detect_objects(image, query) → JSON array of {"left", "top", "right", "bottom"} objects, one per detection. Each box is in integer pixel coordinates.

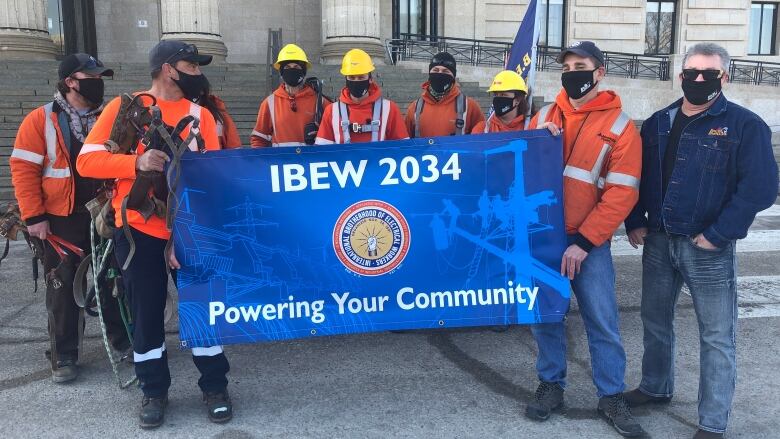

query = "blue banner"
[{"left": 173, "top": 130, "right": 570, "bottom": 347}]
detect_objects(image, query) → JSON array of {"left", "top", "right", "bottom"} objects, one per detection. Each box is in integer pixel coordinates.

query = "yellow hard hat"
[
  {"left": 340, "top": 49, "right": 375, "bottom": 76},
  {"left": 274, "top": 44, "right": 312, "bottom": 70},
  {"left": 487, "top": 70, "right": 528, "bottom": 94}
]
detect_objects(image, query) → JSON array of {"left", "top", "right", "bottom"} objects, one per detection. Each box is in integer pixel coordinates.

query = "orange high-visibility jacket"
[
  {"left": 76, "top": 94, "right": 220, "bottom": 240},
  {"left": 315, "top": 83, "right": 409, "bottom": 144},
  {"left": 471, "top": 113, "right": 527, "bottom": 134},
  {"left": 405, "top": 83, "right": 484, "bottom": 137},
  {"left": 210, "top": 95, "right": 241, "bottom": 149},
  {"left": 11, "top": 102, "right": 80, "bottom": 223},
  {"left": 529, "top": 90, "right": 642, "bottom": 248},
  {"left": 251, "top": 84, "right": 330, "bottom": 147}
]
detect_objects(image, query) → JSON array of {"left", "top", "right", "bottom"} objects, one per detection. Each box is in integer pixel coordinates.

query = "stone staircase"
[{"left": 0, "top": 60, "right": 491, "bottom": 202}]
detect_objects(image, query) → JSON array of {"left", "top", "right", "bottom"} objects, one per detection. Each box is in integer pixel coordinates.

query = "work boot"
[
  {"left": 693, "top": 430, "right": 723, "bottom": 439},
  {"left": 623, "top": 388, "right": 672, "bottom": 407},
  {"left": 139, "top": 395, "right": 168, "bottom": 429},
  {"left": 525, "top": 381, "right": 564, "bottom": 421},
  {"left": 597, "top": 394, "right": 646, "bottom": 437},
  {"left": 203, "top": 389, "right": 233, "bottom": 423},
  {"left": 51, "top": 358, "right": 78, "bottom": 383}
]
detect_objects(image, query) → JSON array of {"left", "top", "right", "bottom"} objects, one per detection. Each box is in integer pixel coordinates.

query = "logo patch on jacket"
[{"left": 708, "top": 127, "right": 728, "bottom": 136}]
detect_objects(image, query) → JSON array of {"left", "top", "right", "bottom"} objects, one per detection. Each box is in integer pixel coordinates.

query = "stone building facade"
[{"left": 3, "top": 0, "right": 780, "bottom": 65}]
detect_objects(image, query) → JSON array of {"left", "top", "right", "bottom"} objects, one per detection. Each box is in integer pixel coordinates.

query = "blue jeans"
[
  {"left": 531, "top": 239, "right": 627, "bottom": 397},
  {"left": 639, "top": 232, "right": 737, "bottom": 434}
]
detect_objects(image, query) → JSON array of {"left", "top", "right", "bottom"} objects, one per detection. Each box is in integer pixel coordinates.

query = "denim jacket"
[{"left": 625, "top": 94, "right": 779, "bottom": 247}]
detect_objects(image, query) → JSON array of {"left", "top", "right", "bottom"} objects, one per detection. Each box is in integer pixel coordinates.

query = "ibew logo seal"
[{"left": 333, "top": 200, "right": 410, "bottom": 276}]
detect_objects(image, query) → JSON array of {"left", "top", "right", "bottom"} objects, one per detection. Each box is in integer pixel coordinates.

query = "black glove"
[{"left": 304, "top": 122, "right": 319, "bottom": 145}]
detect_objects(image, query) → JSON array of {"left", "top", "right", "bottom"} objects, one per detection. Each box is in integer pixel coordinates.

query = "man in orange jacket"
[
  {"left": 526, "top": 41, "right": 644, "bottom": 437},
  {"left": 315, "top": 49, "right": 409, "bottom": 144},
  {"left": 251, "top": 44, "right": 330, "bottom": 147},
  {"left": 406, "top": 52, "right": 484, "bottom": 137},
  {"left": 77, "top": 40, "right": 232, "bottom": 429},
  {"left": 10, "top": 53, "right": 130, "bottom": 383}
]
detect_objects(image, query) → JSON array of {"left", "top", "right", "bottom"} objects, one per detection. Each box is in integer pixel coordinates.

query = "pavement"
[{"left": 0, "top": 202, "right": 779, "bottom": 439}]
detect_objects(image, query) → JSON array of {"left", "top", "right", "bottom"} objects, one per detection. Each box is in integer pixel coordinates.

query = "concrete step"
[{"left": 0, "top": 188, "right": 13, "bottom": 202}]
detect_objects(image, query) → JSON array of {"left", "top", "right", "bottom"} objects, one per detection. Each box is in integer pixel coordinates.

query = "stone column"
[
  {"left": 0, "top": 0, "right": 58, "bottom": 60},
  {"left": 160, "top": 0, "right": 227, "bottom": 62},
  {"left": 321, "top": 0, "right": 384, "bottom": 64}
]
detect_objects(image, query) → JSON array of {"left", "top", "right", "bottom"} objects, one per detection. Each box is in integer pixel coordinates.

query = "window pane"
[
  {"left": 760, "top": 4, "right": 775, "bottom": 54},
  {"left": 47, "top": 0, "right": 64, "bottom": 55},
  {"left": 645, "top": 2, "right": 659, "bottom": 54},
  {"left": 401, "top": 0, "right": 409, "bottom": 35},
  {"left": 548, "top": 0, "right": 564, "bottom": 47},
  {"left": 658, "top": 3, "right": 675, "bottom": 54},
  {"left": 410, "top": 0, "right": 421, "bottom": 35},
  {"left": 749, "top": 4, "right": 762, "bottom": 54},
  {"left": 539, "top": 0, "right": 549, "bottom": 46}
]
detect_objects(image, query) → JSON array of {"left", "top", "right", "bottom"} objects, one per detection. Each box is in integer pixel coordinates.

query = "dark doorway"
[
  {"left": 392, "top": 0, "right": 439, "bottom": 39},
  {"left": 47, "top": 0, "right": 97, "bottom": 57}
]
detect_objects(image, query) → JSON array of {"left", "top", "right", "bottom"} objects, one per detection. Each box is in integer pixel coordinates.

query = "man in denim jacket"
[{"left": 623, "top": 43, "right": 779, "bottom": 439}]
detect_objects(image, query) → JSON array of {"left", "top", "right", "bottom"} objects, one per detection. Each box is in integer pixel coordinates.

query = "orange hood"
[
  {"left": 273, "top": 83, "right": 316, "bottom": 101},
  {"left": 554, "top": 89, "right": 623, "bottom": 117},
  {"left": 491, "top": 113, "right": 526, "bottom": 131},
  {"left": 420, "top": 82, "right": 463, "bottom": 105}
]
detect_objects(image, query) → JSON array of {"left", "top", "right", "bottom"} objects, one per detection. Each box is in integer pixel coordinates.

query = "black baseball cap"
[
  {"left": 149, "top": 40, "right": 212, "bottom": 72},
  {"left": 556, "top": 41, "right": 605, "bottom": 66},
  {"left": 58, "top": 53, "right": 114, "bottom": 79}
]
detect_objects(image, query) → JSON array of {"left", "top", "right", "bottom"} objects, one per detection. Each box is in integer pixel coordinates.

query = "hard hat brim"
[{"left": 274, "top": 60, "right": 313, "bottom": 71}]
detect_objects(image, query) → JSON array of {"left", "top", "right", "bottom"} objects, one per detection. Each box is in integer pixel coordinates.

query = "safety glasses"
[
  {"left": 164, "top": 44, "right": 198, "bottom": 65},
  {"left": 681, "top": 69, "right": 724, "bottom": 81}
]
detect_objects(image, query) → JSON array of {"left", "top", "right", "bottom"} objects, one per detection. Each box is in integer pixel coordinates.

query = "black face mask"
[
  {"left": 75, "top": 78, "right": 105, "bottom": 106},
  {"left": 346, "top": 79, "right": 370, "bottom": 98},
  {"left": 681, "top": 78, "right": 722, "bottom": 105},
  {"left": 281, "top": 68, "right": 306, "bottom": 87},
  {"left": 428, "top": 72, "right": 455, "bottom": 94},
  {"left": 173, "top": 69, "right": 209, "bottom": 101},
  {"left": 561, "top": 69, "right": 598, "bottom": 99},
  {"left": 492, "top": 96, "right": 518, "bottom": 117}
]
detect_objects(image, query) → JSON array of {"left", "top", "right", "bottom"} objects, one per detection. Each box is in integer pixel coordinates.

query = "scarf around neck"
[{"left": 53, "top": 91, "right": 104, "bottom": 142}]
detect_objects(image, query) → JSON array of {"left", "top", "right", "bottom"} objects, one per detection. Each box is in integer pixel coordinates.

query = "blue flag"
[{"left": 504, "top": 0, "right": 540, "bottom": 82}]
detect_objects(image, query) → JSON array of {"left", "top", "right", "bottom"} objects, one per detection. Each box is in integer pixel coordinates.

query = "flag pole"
[{"left": 524, "top": 0, "right": 541, "bottom": 129}]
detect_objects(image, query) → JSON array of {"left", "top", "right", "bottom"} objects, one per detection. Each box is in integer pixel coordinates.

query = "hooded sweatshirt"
[
  {"left": 405, "top": 82, "right": 484, "bottom": 137},
  {"left": 315, "top": 82, "right": 409, "bottom": 144},
  {"left": 471, "top": 112, "right": 526, "bottom": 134},
  {"left": 529, "top": 89, "right": 642, "bottom": 250}
]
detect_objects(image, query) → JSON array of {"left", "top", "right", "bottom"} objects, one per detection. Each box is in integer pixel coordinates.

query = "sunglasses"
[
  {"left": 290, "top": 97, "right": 297, "bottom": 112},
  {"left": 164, "top": 44, "right": 198, "bottom": 65},
  {"left": 681, "top": 69, "right": 724, "bottom": 81}
]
